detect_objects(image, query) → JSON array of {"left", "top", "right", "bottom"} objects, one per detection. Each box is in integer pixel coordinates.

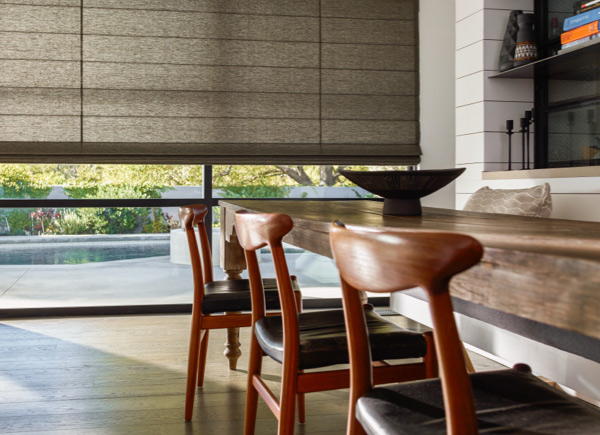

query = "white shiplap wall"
[{"left": 454, "top": 0, "right": 600, "bottom": 222}]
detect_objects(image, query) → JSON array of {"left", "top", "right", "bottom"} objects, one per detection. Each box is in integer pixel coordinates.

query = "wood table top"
[
  {"left": 220, "top": 199, "right": 600, "bottom": 261},
  {"left": 220, "top": 199, "right": 600, "bottom": 340}
]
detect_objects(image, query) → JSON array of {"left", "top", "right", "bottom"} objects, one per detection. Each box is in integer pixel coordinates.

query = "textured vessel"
[
  {"left": 514, "top": 13, "right": 538, "bottom": 67},
  {"left": 498, "top": 10, "right": 523, "bottom": 72}
]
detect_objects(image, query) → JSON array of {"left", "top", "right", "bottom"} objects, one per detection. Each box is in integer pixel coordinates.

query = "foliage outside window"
[{"left": 0, "top": 164, "right": 402, "bottom": 236}]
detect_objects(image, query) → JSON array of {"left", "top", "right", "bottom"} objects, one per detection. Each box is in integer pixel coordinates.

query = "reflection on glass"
[{"left": 547, "top": 105, "right": 600, "bottom": 167}]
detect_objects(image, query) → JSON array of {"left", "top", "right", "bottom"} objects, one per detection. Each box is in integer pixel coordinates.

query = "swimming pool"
[{"left": 0, "top": 238, "right": 170, "bottom": 265}]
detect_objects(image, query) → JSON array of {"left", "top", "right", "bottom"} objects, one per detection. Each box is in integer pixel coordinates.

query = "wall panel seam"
[
  {"left": 81, "top": 6, "right": 413, "bottom": 22},
  {"left": 81, "top": 61, "right": 413, "bottom": 72},
  {"left": 0, "top": 87, "right": 416, "bottom": 97}
]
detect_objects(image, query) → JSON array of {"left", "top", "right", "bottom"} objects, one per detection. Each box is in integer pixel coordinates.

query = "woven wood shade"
[{"left": 0, "top": 0, "right": 421, "bottom": 165}]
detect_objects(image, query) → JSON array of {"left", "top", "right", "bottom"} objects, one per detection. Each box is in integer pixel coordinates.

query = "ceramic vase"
[
  {"left": 514, "top": 13, "right": 538, "bottom": 67},
  {"left": 498, "top": 10, "right": 523, "bottom": 72}
]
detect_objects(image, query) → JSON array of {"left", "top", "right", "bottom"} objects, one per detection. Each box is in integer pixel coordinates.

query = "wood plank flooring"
[
  {"left": 0, "top": 314, "right": 351, "bottom": 434},
  {"left": 0, "top": 314, "right": 503, "bottom": 434}
]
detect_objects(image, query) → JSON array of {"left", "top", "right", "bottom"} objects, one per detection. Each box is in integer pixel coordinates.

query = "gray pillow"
[{"left": 463, "top": 183, "right": 552, "bottom": 218}]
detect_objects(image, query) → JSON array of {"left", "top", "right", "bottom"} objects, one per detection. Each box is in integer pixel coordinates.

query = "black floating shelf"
[{"left": 490, "top": 38, "right": 600, "bottom": 80}]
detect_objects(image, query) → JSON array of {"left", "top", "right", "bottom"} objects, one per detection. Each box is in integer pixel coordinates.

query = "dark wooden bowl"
[{"left": 340, "top": 168, "right": 466, "bottom": 215}]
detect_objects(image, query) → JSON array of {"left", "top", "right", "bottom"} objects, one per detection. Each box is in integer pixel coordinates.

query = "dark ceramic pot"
[
  {"left": 498, "top": 10, "right": 523, "bottom": 72},
  {"left": 514, "top": 13, "right": 538, "bottom": 67}
]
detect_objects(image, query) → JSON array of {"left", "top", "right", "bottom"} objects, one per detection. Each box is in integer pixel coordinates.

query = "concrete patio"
[{"left": 0, "top": 251, "right": 344, "bottom": 310}]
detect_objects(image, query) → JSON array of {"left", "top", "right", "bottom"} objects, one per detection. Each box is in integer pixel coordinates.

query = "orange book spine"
[{"left": 561, "top": 20, "right": 600, "bottom": 44}]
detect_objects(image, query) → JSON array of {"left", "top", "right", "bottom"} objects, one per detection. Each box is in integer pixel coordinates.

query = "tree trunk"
[{"left": 275, "top": 166, "right": 314, "bottom": 185}]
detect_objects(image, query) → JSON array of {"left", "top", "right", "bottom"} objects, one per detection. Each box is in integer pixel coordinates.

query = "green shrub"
[
  {"left": 143, "top": 209, "right": 168, "bottom": 234},
  {"left": 2, "top": 209, "right": 32, "bottom": 235},
  {"left": 58, "top": 210, "right": 89, "bottom": 235},
  {"left": 0, "top": 165, "right": 51, "bottom": 199},
  {"left": 78, "top": 207, "right": 148, "bottom": 235},
  {"left": 67, "top": 185, "right": 153, "bottom": 234},
  {"left": 217, "top": 185, "right": 292, "bottom": 198},
  {"left": 65, "top": 181, "right": 165, "bottom": 200}
]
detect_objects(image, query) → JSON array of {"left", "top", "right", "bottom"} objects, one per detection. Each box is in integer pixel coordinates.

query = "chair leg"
[
  {"left": 185, "top": 320, "right": 204, "bottom": 421},
  {"left": 244, "top": 333, "right": 263, "bottom": 435},
  {"left": 197, "top": 329, "right": 210, "bottom": 387},
  {"left": 423, "top": 331, "right": 439, "bottom": 378},
  {"left": 297, "top": 392, "right": 306, "bottom": 424},
  {"left": 278, "top": 362, "right": 298, "bottom": 435}
]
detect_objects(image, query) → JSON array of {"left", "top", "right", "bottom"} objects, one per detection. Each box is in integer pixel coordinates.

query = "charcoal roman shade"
[{"left": 0, "top": 0, "right": 421, "bottom": 164}]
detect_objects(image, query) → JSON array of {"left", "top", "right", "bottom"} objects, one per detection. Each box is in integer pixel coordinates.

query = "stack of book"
[
  {"left": 561, "top": 1, "right": 600, "bottom": 50},
  {"left": 573, "top": 0, "right": 600, "bottom": 14}
]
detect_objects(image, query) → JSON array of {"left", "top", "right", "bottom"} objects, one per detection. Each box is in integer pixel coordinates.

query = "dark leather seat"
[
  {"left": 202, "top": 278, "right": 291, "bottom": 313},
  {"left": 357, "top": 368, "right": 600, "bottom": 434},
  {"left": 255, "top": 307, "right": 427, "bottom": 370},
  {"left": 329, "top": 223, "right": 600, "bottom": 435}
]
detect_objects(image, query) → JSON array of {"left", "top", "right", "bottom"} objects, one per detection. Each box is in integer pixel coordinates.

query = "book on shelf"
[
  {"left": 561, "top": 20, "right": 600, "bottom": 44},
  {"left": 559, "top": 33, "right": 600, "bottom": 53},
  {"left": 581, "top": 3, "right": 600, "bottom": 13},
  {"left": 563, "top": 7, "right": 600, "bottom": 30},
  {"left": 574, "top": 0, "right": 600, "bottom": 14}
]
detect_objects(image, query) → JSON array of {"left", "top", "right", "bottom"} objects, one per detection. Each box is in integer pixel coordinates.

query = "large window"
[{"left": 0, "top": 164, "right": 395, "bottom": 314}]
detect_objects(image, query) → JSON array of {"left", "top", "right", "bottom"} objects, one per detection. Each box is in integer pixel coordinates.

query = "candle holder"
[
  {"left": 525, "top": 110, "right": 533, "bottom": 169},
  {"left": 506, "top": 119, "right": 514, "bottom": 170},
  {"left": 520, "top": 117, "right": 528, "bottom": 170}
]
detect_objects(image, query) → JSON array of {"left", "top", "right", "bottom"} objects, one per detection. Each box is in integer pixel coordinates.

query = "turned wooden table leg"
[
  {"left": 224, "top": 311, "right": 242, "bottom": 370},
  {"left": 220, "top": 205, "right": 247, "bottom": 371}
]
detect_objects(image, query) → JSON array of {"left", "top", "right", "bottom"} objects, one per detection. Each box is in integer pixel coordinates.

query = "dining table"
[{"left": 218, "top": 198, "right": 600, "bottom": 397}]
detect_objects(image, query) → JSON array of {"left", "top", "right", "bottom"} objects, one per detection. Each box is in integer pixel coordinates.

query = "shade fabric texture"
[{"left": 0, "top": 0, "right": 421, "bottom": 165}]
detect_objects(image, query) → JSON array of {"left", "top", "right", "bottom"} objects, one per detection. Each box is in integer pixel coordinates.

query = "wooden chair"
[
  {"left": 179, "top": 204, "right": 302, "bottom": 421},
  {"left": 234, "top": 211, "right": 438, "bottom": 435},
  {"left": 329, "top": 222, "right": 600, "bottom": 434}
]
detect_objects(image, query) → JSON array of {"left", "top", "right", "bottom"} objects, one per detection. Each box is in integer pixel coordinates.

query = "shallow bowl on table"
[{"left": 340, "top": 168, "right": 466, "bottom": 216}]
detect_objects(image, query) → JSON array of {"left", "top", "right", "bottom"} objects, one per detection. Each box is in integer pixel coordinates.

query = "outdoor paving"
[{"left": 0, "top": 253, "right": 344, "bottom": 309}]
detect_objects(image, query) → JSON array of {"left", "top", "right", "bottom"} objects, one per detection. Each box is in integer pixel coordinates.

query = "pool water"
[{"left": 0, "top": 241, "right": 170, "bottom": 265}]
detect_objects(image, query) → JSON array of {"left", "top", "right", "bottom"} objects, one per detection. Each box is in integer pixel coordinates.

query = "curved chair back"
[
  {"left": 330, "top": 222, "right": 484, "bottom": 435},
  {"left": 234, "top": 211, "right": 298, "bottom": 325},
  {"left": 179, "top": 204, "right": 214, "bottom": 306}
]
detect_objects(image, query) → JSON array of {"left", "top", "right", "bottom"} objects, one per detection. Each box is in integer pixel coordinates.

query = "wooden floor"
[{"left": 0, "top": 314, "right": 502, "bottom": 434}]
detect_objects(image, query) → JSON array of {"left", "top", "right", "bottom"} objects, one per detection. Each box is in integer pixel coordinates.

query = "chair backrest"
[
  {"left": 233, "top": 211, "right": 300, "bottom": 341},
  {"left": 179, "top": 205, "right": 214, "bottom": 306},
  {"left": 329, "top": 222, "right": 484, "bottom": 435}
]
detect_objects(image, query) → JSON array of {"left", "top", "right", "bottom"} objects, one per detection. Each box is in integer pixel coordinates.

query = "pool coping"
[{"left": 0, "top": 233, "right": 171, "bottom": 245}]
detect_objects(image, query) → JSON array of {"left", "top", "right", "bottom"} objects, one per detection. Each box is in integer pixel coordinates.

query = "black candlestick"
[
  {"left": 506, "top": 120, "right": 514, "bottom": 170},
  {"left": 525, "top": 110, "right": 532, "bottom": 169},
  {"left": 520, "top": 117, "right": 527, "bottom": 170}
]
